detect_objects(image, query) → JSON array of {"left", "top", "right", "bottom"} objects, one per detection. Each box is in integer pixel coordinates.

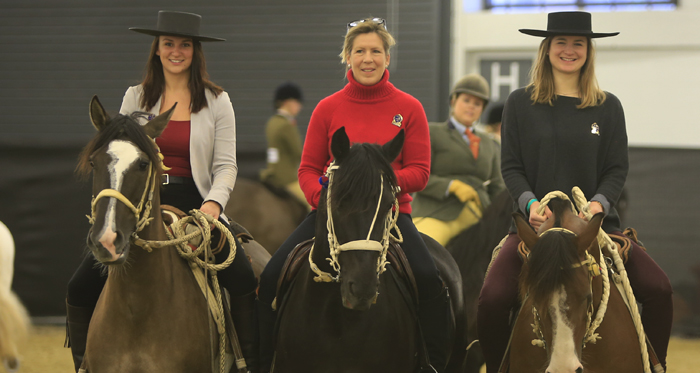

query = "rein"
[{"left": 309, "top": 161, "right": 403, "bottom": 283}]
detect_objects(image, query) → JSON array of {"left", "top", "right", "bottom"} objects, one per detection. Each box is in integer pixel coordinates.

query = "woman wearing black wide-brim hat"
[
  {"left": 65, "top": 10, "right": 260, "bottom": 373},
  {"left": 477, "top": 11, "right": 672, "bottom": 373}
]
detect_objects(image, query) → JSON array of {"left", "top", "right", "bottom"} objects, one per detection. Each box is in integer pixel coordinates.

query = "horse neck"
[{"left": 104, "top": 201, "right": 180, "bottom": 309}]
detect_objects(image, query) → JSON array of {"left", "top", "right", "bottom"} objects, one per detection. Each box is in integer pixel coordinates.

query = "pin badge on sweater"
[
  {"left": 392, "top": 114, "right": 403, "bottom": 127},
  {"left": 591, "top": 123, "right": 600, "bottom": 136}
]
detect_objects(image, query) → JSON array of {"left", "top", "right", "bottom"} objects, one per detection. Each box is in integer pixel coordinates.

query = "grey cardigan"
[{"left": 120, "top": 85, "right": 238, "bottom": 213}]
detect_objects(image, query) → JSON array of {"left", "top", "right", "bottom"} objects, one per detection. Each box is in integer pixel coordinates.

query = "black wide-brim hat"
[
  {"left": 130, "top": 10, "right": 225, "bottom": 42},
  {"left": 519, "top": 11, "right": 619, "bottom": 38}
]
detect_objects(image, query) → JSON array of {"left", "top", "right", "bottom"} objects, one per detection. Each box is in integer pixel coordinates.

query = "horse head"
[
  {"left": 79, "top": 96, "right": 174, "bottom": 264},
  {"left": 513, "top": 197, "right": 604, "bottom": 373},
  {"left": 321, "top": 127, "right": 404, "bottom": 311}
]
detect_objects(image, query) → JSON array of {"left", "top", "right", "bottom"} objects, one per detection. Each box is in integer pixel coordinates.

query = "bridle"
[
  {"left": 86, "top": 139, "right": 161, "bottom": 240},
  {"left": 528, "top": 227, "right": 602, "bottom": 351},
  {"left": 309, "top": 161, "right": 402, "bottom": 283}
]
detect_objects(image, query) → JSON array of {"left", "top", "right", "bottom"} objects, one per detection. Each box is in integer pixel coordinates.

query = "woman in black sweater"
[{"left": 477, "top": 11, "right": 672, "bottom": 373}]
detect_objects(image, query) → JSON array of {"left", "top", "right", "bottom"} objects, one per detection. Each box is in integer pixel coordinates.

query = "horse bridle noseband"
[{"left": 309, "top": 161, "right": 402, "bottom": 283}]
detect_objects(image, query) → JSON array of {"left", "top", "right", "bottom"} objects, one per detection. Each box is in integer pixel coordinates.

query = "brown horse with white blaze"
[
  {"left": 506, "top": 198, "right": 644, "bottom": 373},
  {"left": 77, "top": 96, "right": 225, "bottom": 372}
]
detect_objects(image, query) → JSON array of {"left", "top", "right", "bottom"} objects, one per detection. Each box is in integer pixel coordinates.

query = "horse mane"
[
  {"left": 519, "top": 227, "right": 579, "bottom": 312},
  {"left": 76, "top": 114, "right": 163, "bottom": 180},
  {"left": 331, "top": 143, "right": 398, "bottom": 215}
]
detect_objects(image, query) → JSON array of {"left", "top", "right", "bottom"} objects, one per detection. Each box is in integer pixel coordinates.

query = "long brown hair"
[
  {"left": 528, "top": 36, "right": 606, "bottom": 109},
  {"left": 139, "top": 36, "right": 223, "bottom": 113}
]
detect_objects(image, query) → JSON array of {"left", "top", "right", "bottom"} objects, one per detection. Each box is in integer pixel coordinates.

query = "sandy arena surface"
[{"left": 9, "top": 325, "right": 700, "bottom": 372}]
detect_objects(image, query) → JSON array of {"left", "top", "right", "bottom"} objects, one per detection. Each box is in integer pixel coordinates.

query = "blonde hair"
[
  {"left": 340, "top": 18, "right": 395, "bottom": 68},
  {"left": 528, "top": 36, "right": 606, "bottom": 109}
]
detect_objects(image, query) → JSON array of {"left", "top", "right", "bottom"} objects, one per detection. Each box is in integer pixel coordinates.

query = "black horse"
[
  {"left": 446, "top": 190, "right": 513, "bottom": 373},
  {"left": 273, "top": 128, "right": 466, "bottom": 372}
]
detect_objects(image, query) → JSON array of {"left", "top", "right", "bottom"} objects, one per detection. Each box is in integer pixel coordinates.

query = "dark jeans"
[
  {"left": 258, "top": 211, "right": 443, "bottom": 305},
  {"left": 477, "top": 232, "right": 673, "bottom": 373},
  {"left": 67, "top": 182, "right": 257, "bottom": 307}
]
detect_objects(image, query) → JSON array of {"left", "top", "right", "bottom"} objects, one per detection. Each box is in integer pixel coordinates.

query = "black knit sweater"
[{"left": 501, "top": 87, "right": 628, "bottom": 232}]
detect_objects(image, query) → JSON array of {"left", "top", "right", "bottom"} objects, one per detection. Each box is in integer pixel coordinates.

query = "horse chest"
[{"left": 274, "top": 270, "right": 417, "bottom": 373}]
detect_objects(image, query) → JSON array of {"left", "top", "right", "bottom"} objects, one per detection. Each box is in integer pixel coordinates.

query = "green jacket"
[
  {"left": 260, "top": 114, "right": 302, "bottom": 188},
  {"left": 412, "top": 121, "right": 505, "bottom": 221}
]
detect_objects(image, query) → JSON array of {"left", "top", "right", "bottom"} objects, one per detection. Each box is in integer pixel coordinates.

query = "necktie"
[{"left": 465, "top": 128, "right": 480, "bottom": 159}]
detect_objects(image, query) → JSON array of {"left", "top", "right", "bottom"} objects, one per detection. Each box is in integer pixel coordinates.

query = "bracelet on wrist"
[{"left": 526, "top": 198, "right": 537, "bottom": 214}]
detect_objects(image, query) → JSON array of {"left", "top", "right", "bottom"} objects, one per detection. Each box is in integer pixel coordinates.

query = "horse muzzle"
[
  {"left": 341, "top": 279, "right": 379, "bottom": 311},
  {"left": 87, "top": 227, "right": 129, "bottom": 264}
]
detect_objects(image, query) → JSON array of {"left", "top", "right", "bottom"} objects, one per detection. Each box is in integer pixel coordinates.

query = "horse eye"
[
  {"left": 89, "top": 161, "right": 94, "bottom": 168},
  {"left": 139, "top": 160, "right": 149, "bottom": 170}
]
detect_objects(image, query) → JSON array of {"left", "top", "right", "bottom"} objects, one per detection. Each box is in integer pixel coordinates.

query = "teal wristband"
[{"left": 526, "top": 199, "right": 537, "bottom": 214}]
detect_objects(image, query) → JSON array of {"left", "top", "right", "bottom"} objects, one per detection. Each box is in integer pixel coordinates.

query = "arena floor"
[{"left": 11, "top": 325, "right": 700, "bottom": 372}]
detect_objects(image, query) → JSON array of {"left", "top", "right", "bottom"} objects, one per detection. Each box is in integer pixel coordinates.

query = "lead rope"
[{"left": 537, "top": 189, "right": 651, "bottom": 373}]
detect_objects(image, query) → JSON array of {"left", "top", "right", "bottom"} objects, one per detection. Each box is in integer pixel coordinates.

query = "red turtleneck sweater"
[{"left": 298, "top": 70, "right": 430, "bottom": 213}]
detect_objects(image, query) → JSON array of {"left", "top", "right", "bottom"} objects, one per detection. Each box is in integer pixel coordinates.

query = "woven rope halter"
[{"left": 309, "top": 161, "right": 403, "bottom": 283}]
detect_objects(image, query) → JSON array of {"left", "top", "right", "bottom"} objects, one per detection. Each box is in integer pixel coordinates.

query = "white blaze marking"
[
  {"left": 97, "top": 140, "right": 141, "bottom": 259},
  {"left": 546, "top": 286, "right": 583, "bottom": 373}
]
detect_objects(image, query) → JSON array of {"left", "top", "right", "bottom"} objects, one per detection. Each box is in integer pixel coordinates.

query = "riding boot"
[
  {"left": 65, "top": 300, "right": 94, "bottom": 373},
  {"left": 417, "top": 288, "right": 451, "bottom": 373},
  {"left": 257, "top": 299, "right": 277, "bottom": 373},
  {"left": 230, "top": 291, "right": 260, "bottom": 373}
]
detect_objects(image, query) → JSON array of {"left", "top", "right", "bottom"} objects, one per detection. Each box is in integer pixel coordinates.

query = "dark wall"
[{"left": 0, "top": 0, "right": 451, "bottom": 316}]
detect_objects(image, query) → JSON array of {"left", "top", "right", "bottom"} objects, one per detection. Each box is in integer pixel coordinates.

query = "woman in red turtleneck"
[{"left": 257, "top": 18, "right": 450, "bottom": 373}]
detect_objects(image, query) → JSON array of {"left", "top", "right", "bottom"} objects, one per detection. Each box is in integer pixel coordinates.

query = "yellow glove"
[{"left": 448, "top": 180, "right": 478, "bottom": 203}]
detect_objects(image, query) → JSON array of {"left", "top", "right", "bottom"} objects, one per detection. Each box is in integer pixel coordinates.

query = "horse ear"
[
  {"left": 577, "top": 212, "right": 604, "bottom": 254},
  {"left": 382, "top": 129, "right": 404, "bottom": 163},
  {"left": 89, "top": 95, "right": 111, "bottom": 132},
  {"left": 330, "top": 126, "right": 350, "bottom": 163},
  {"left": 513, "top": 212, "right": 538, "bottom": 250},
  {"left": 144, "top": 103, "right": 177, "bottom": 138}
]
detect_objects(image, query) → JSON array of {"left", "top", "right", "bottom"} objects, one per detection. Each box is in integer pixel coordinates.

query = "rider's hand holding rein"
[{"left": 528, "top": 200, "right": 551, "bottom": 231}]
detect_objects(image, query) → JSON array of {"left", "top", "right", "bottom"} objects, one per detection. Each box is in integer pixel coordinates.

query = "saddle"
[{"left": 273, "top": 239, "right": 419, "bottom": 311}]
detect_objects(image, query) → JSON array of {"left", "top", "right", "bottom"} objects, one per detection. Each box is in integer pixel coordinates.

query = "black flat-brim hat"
[
  {"left": 519, "top": 11, "right": 619, "bottom": 38},
  {"left": 130, "top": 10, "right": 225, "bottom": 42}
]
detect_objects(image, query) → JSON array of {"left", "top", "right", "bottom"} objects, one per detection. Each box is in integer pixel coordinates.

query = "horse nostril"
[{"left": 576, "top": 367, "right": 583, "bottom": 373}]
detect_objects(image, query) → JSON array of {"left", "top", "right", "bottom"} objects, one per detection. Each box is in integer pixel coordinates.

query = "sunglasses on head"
[{"left": 346, "top": 18, "right": 387, "bottom": 32}]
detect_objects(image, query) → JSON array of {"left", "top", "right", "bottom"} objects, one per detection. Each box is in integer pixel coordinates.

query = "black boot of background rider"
[
  {"left": 231, "top": 291, "right": 260, "bottom": 373},
  {"left": 417, "top": 288, "right": 451, "bottom": 373},
  {"left": 256, "top": 299, "right": 277, "bottom": 373},
  {"left": 65, "top": 300, "right": 94, "bottom": 372}
]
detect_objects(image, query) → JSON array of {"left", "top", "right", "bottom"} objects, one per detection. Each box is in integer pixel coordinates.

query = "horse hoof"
[{"left": 4, "top": 357, "right": 20, "bottom": 373}]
